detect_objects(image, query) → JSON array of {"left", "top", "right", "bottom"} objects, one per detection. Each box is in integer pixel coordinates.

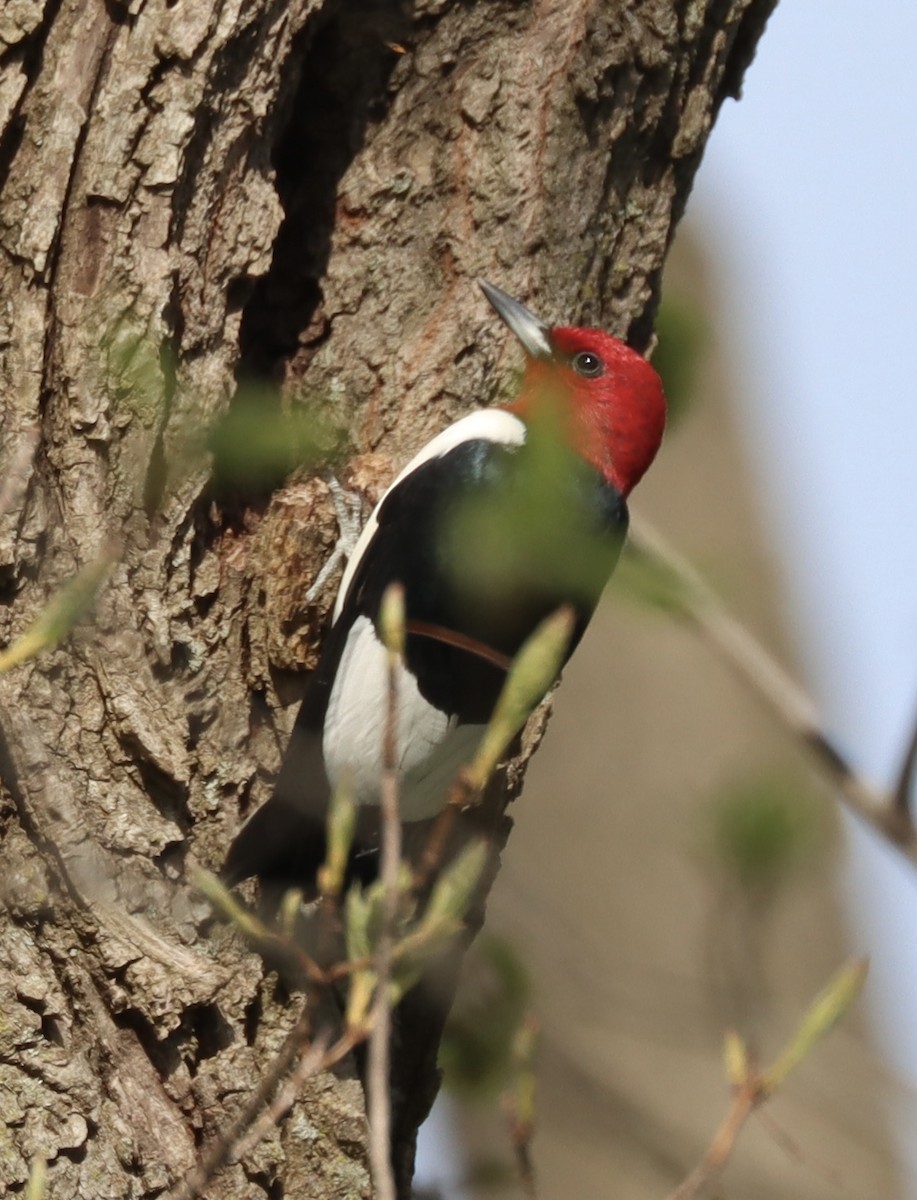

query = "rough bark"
[{"left": 0, "top": 1, "right": 776, "bottom": 1196}]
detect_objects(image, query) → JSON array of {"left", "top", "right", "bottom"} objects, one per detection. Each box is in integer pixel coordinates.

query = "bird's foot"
[{"left": 304, "top": 473, "right": 364, "bottom": 604}]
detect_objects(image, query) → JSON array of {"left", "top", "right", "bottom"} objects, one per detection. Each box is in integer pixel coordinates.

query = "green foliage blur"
[
  {"left": 706, "top": 771, "right": 823, "bottom": 895},
  {"left": 209, "top": 381, "right": 347, "bottom": 496},
  {"left": 443, "top": 394, "right": 625, "bottom": 632},
  {"left": 440, "top": 936, "right": 531, "bottom": 1100},
  {"left": 104, "top": 318, "right": 347, "bottom": 500},
  {"left": 652, "top": 293, "right": 708, "bottom": 426},
  {"left": 609, "top": 538, "right": 691, "bottom": 616}
]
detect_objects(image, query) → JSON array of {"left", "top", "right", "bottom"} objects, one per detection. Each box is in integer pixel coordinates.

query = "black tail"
[{"left": 222, "top": 786, "right": 330, "bottom": 889}]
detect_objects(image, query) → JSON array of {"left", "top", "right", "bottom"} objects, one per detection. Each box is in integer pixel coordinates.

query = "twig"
[
  {"left": 171, "top": 1011, "right": 373, "bottom": 1200},
  {"left": 756, "top": 1110, "right": 844, "bottom": 1189},
  {"left": 24, "top": 1155, "right": 47, "bottom": 1200},
  {"left": 0, "top": 543, "right": 119, "bottom": 675},
  {"left": 228, "top": 1029, "right": 333, "bottom": 1164},
  {"left": 665, "top": 1077, "right": 760, "bottom": 1200},
  {"left": 414, "top": 770, "right": 477, "bottom": 892},
  {"left": 193, "top": 867, "right": 329, "bottom": 987},
  {"left": 501, "top": 1013, "right": 540, "bottom": 1199},
  {"left": 628, "top": 516, "right": 917, "bottom": 861},
  {"left": 414, "top": 607, "right": 575, "bottom": 892},
  {"left": 367, "top": 584, "right": 405, "bottom": 1200},
  {"left": 665, "top": 959, "right": 866, "bottom": 1200}
]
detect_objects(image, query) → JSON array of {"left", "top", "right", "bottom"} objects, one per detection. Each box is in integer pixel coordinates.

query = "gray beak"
[{"left": 479, "top": 279, "right": 553, "bottom": 360}]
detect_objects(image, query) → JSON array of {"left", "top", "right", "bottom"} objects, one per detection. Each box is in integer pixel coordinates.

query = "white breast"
[{"left": 323, "top": 616, "right": 485, "bottom": 820}]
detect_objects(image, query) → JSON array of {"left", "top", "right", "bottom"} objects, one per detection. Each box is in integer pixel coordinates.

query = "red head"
[{"left": 480, "top": 281, "right": 666, "bottom": 496}]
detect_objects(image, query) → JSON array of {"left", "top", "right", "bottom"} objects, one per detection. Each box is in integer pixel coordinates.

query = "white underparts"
[{"left": 323, "top": 616, "right": 485, "bottom": 820}]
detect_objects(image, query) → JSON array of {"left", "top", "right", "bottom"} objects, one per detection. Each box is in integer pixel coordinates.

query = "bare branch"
[
  {"left": 665, "top": 1078, "right": 759, "bottom": 1200},
  {"left": 501, "top": 1013, "right": 540, "bottom": 1199},
  {"left": 628, "top": 516, "right": 917, "bottom": 861},
  {"left": 666, "top": 959, "right": 867, "bottom": 1200},
  {"left": 228, "top": 1029, "right": 334, "bottom": 1165}
]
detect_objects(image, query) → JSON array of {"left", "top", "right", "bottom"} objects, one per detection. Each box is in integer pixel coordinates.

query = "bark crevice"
[{"left": 238, "top": 0, "right": 413, "bottom": 385}]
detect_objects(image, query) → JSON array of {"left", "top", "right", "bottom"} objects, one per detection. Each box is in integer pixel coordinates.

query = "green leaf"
[
  {"left": 0, "top": 548, "right": 117, "bottom": 674},
  {"left": 345, "top": 884, "right": 373, "bottom": 963},
  {"left": 707, "top": 771, "right": 821, "bottom": 893},
  {"left": 345, "top": 964, "right": 377, "bottom": 1034},
  {"left": 652, "top": 293, "right": 708, "bottom": 426},
  {"left": 609, "top": 541, "right": 692, "bottom": 616},
  {"left": 441, "top": 935, "right": 532, "bottom": 1099},
  {"left": 209, "top": 382, "right": 345, "bottom": 494},
  {"left": 443, "top": 397, "right": 626, "bottom": 620},
  {"left": 392, "top": 841, "right": 489, "bottom": 999},
  {"left": 317, "top": 775, "right": 357, "bottom": 899},
  {"left": 465, "top": 608, "right": 575, "bottom": 792}
]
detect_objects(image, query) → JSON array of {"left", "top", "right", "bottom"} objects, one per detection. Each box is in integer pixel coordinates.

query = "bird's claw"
[{"left": 304, "top": 473, "right": 364, "bottom": 604}]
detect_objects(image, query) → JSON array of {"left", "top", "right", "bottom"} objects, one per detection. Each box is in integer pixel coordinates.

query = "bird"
[{"left": 223, "top": 280, "right": 667, "bottom": 889}]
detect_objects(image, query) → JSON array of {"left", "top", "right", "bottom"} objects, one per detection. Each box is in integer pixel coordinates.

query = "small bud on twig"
[
  {"left": 761, "top": 956, "right": 869, "bottom": 1094},
  {"left": 317, "top": 775, "right": 357, "bottom": 899},
  {"left": 0, "top": 545, "right": 118, "bottom": 674},
  {"left": 465, "top": 606, "right": 575, "bottom": 793},
  {"left": 379, "top": 581, "right": 406, "bottom": 660}
]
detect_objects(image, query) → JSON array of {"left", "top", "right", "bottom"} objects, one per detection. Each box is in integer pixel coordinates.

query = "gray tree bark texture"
[{"left": 0, "top": 1, "right": 777, "bottom": 1196}]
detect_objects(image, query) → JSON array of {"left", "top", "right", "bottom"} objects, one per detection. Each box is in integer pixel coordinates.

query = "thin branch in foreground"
[
  {"left": 184, "top": 601, "right": 571, "bottom": 1200},
  {"left": 174, "top": 1024, "right": 368, "bottom": 1200},
  {"left": 664, "top": 958, "right": 868, "bottom": 1200},
  {"left": 227, "top": 1029, "right": 334, "bottom": 1165},
  {"left": 755, "top": 1110, "right": 845, "bottom": 1189},
  {"left": 501, "top": 1013, "right": 540, "bottom": 1199},
  {"left": 367, "top": 582, "right": 406, "bottom": 1200},
  {"left": 666, "top": 1076, "right": 759, "bottom": 1200},
  {"left": 25, "top": 1156, "right": 47, "bottom": 1200},
  {"left": 627, "top": 516, "right": 917, "bottom": 863},
  {"left": 0, "top": 544, "right": 119, "bottom": 675},
  {"left": 193, "top": 867, "right": 329, "bottom": 986}
]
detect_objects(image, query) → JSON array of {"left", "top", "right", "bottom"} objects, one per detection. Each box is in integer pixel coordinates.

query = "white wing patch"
[
  {"left": 323, "top": 616, "right": 485, "bottom": 820},
  {"left": 333, "top": 408, "right": 526, "bottom": 623}
]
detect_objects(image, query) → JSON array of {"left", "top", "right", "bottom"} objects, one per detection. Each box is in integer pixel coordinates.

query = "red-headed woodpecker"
[{"left": 224, "top": 282, "right": 666, "bottom": 887}]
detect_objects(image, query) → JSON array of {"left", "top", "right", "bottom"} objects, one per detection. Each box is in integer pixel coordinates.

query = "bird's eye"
[{"left": 572, "top": 351, "right": 604, "bottom": 378}]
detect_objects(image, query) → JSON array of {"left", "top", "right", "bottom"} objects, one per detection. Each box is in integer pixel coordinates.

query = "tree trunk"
[{"left": 0, "top": 1, "right": 776, "bottom": 1196}]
